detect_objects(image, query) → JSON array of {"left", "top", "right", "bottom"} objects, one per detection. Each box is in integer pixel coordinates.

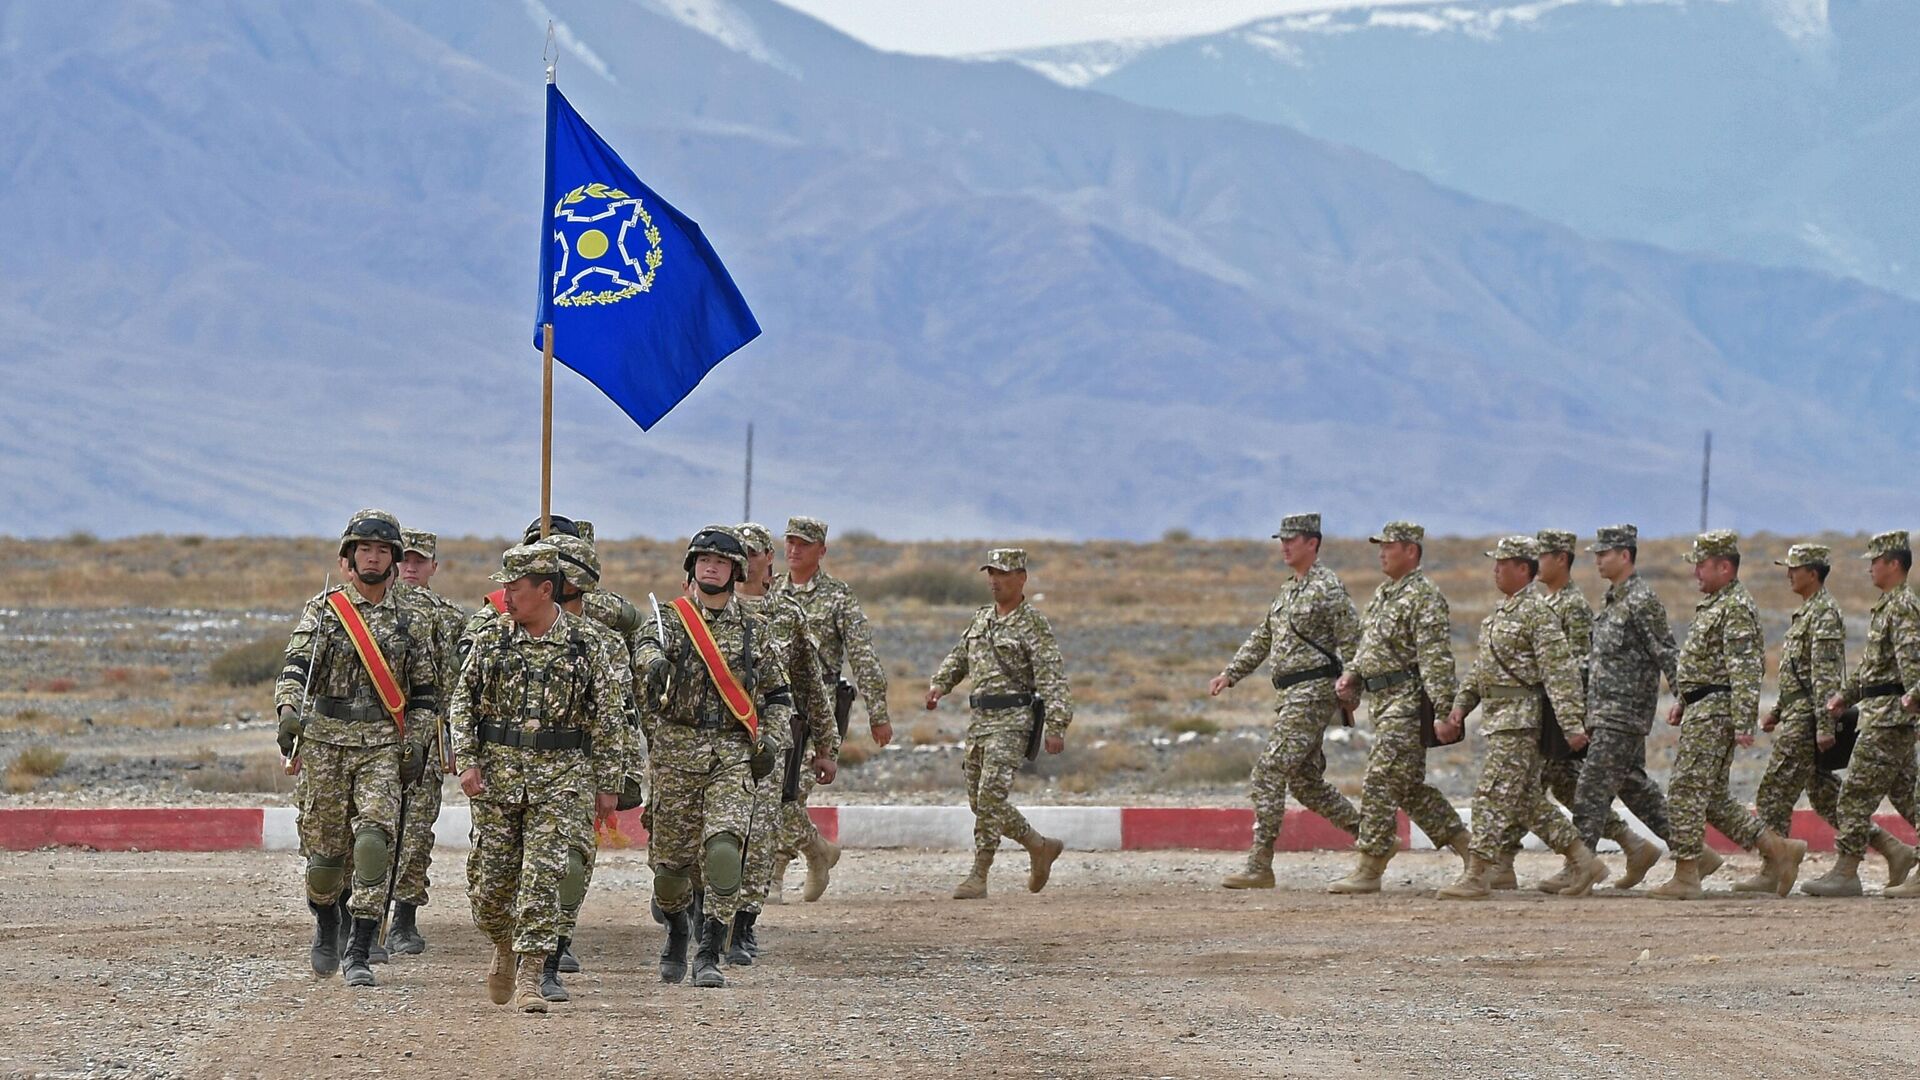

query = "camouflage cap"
[
  {"left": 1369, "top": 520, "right": 1424, "bottom": 544},
  {"left": 1534, "top": 529, "right": 1576, "bottom": 555},
  {"left": 1862, "top": 530, "right": 1912, "bottom": 560},
  {"left": 736, "top": 522, "right": 775, "bottom": 556},
  {"left": 1774, "top": 543, "right": 1831, "bottom": 568},
  {"left": 400, "top": 529, "right": 437, "bottom": 559},
  {"left": 546, "top": 534, "right": 600, "bottom": 592},
  {"left": 785, "top": 516, "right": 828, "bottom": 544},
  {"left": 1271, "top": 513, "right": 1322, "bottom": 539},
  {"left": 1485, "top": 535, "right": 1541, "bottom": 561},
  {"left": 980, "top": 548, "right": 1027, "bottom": 573},
  {"left": 1587, "top": 524, "right": 1638, "bottom": 552},
  {"left": 489, "top": 542, "right": 561, "bottom": 584},
  {"left": 1683, "top": 529, "right": 1741, "bottom": 564}
]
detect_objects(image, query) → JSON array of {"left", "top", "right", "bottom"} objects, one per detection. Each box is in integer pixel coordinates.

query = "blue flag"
[{"left": 536, "top": 84, "right": 760, "bottom": 430}]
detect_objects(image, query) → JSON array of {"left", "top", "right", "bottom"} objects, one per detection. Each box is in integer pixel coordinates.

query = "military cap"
[
  {"left": 1587, "top": 524, "right": 1638, "bottom": 552},
  {"left": 1534, "top": 529, "right": 1576, "bottom": 555},
  {"left": 736, "top": 522, "right": 775, "bottom": 556},
  {"left": 1774, "top": 543, "right": 1831, "bottom": 568},
  {"left": 546, "top": 534, "right": 600, "bottom": 592},
  {"left": 1862, "top": 530, "right": 1912, "bottom": 559},
  {"left": 1683, "top": 529, "right": 1741, "bottom": 564},
  {"left": 1271, "top": 513, "right": 1322, "bottom": 539},
  {"left": 1369, "top": 520, "right": 1424, "bottom": 544},
  {"left": 400, "top": 529, "right": 437, "bottom": 559},
  {"left": 1486, "top": 535, "right": 1541, "bottom": 561},
  {"left": 785, "top": 516, "right": 828, "bottom": 544},
  {"left": 489, "top": 542, "right": 561, "bottom": 584},
  {"left": 980, "top": 548, "right": 1027, "bottom": 572}
]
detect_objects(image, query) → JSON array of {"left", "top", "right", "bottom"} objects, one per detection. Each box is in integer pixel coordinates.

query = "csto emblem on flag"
[{"left": 550, "top": 182, "right": 665, "bottom": 307}]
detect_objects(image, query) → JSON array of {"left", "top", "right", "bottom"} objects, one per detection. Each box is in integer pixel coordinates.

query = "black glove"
[
  {"left": 276, "top": 710, "right": 303, "bottom": 757},
  {"left": 400, "top": 741, "right": 426, "bottom": 785},
  {"left": 646, "top": 656, "right": 672, "bottom": 695},
  {"left": 749, "top": 742, "right": 776, "bottom": 782}
]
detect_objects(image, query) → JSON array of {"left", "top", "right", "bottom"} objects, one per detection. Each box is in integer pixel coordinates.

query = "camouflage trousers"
[
  {"left": 467, "top": 787, "right": 592, "bottom": 955},
  {"left": 777, "top": 741, "right": 827, "bottom": 859},
  {"left": 963, "top": 729, "right": 1034, "bottom": 854},
  {"left": 1571, "top": 726, "right": 1673, "bottom": 851},
  {"left": 1503, "top": 755, "right": 1629, "bottom": 854},
  {"left": 1355, "top": 711, "right": 1466, "bottom": 858},
  {"left": 740, "top": 753, "right": 787, "bottom": 913},
  {"left": 1469, "top": 730, "right": 1578, "bottom": 862},
  {"left": 1753, "top": 719, "right": 1851, "bottom": 839},
  {"left": 1666, "top": 716, "right": 1765, "bottom": 860},
  {"left": 391, "top": 771, "right": 444, "bottom": 907},
  {"left": 1833, "top": 723, "right": 1918, "bottom": 858},
  {"left": 648, "top": 728, "right": 755, "bottom": 922},
  {"left": 296, "top": 740, "right": 401, "bottom": 920},
  {"left": 1250, "top": 708, "right": 1359, "bottom": 848}
]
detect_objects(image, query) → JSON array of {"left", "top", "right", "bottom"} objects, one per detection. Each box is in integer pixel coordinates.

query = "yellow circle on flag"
[{"left": 577, "top": 229, "right": 610, "bottom": 260}]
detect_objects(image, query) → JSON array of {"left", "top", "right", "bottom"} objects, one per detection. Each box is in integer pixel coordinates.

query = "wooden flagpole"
[{"left": 541, "top": 322, "right": 555, "bottom": 539}]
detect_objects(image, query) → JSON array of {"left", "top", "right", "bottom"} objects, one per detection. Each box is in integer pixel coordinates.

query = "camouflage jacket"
[
  {"left": 1349, "top": 569, "right": 1456, "bottom": 719},
  {"left": 738, "top": 590, "right": 839, "bottom": 757},
  {"left": 1776, "top": 587, "right": 1844, "bottom": 737},
  {"left": 1454, "top": 581, "right": 1585, "bottom": 738},
  {"left": 931, "top": 600, "right": 1073, "bottom": 739},
  {"left": 1540, "top": 582, "right": 1595, "bottom": 684},
  {"left": 395, "top": 583, "right": 467, "bottom": 709},
  {"left": 1842, "top": 583, "right": 1920, "bottom": 728},
  {"left": 1221, "top": 562, "right": 1360, "bottom": 708},
  {"left": 1587, "top": 573, "right": 1679, "bottom": 734},
  {"left": 634, "top": 595, "right": 793, "bottom": 754},
  {"left": 1675, "top": 580, "right": 1763, "bottom": 734},
  {"left": 772, "top": 569, "right": 889, "bottom": 728},
  {"left": 449, "top": 608, "right": 624, "bottom": 803},
  {"left": 275, "top": 582, "right": 438, "bottom": 750}
]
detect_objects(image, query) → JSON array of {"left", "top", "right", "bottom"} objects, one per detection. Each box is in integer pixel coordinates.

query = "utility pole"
[
  {"left": 743, "top": 421, "right": 754, "bottom": 522},
  {"left": 1699, "top": 430, "right": 1711, "bottom": 532}
]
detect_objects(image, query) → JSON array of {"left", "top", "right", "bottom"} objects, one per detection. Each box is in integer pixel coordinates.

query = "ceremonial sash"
[
  {"left": 486, "top": 589, "right": 507, "bottom": 614},
  {"left": 326, "top": 590, "right": 406, "bottom": 733},
  {"left": 669, "top": 595, "right": 760, "bottom": 740}
]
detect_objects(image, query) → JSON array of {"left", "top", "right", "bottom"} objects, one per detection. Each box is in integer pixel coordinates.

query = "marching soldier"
[
  {"left": 1815, "top": 531, "right": 1920, "bottom": 897},
  {"left": 275, "top": 509, "right": 439, "bottom": 988},
  {"left": 772, "top": 516, "right": 890, "bottom": 903},
  {"left": 1207, "top": 513, "right": 1362, "bottom": 889},
  {"left": 451, "top": 543, "right": 623, "bottom": 1013},
  {"left": 1330, "top": 522, "right": 1471, "bottom": 894},
  {"left": 635, "top": 527, "right": 791, "bottom": 989},
  {"left": 1432, "top": 536, "right": 1606, "bottom": 899},
  {"left": 1649, "top": 531, "right": 1807, "bottom": 900},
  {"left": 926, "top": 548, "right": 1071, "bottom": 899}
]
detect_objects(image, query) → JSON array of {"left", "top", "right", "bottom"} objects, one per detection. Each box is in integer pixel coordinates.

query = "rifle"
[{"left": 283, "top": 572, "right": 331, "bottom": 776}]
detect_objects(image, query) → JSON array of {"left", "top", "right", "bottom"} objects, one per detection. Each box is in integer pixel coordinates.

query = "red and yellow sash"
[
  {"left": 326, "top": 590, "right": 406, "bottom": 733},
  {"left": 669, "top": 595, "right": 759, "bottom": 740},
  {"left": 485, "top": 589, "right": 507, "bottom": 614}
]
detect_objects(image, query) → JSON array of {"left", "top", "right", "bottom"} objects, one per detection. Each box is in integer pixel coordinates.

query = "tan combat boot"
[
  {"left": 1535, "top": 854, "right": 1577, "bottom": 894},
  {"left": 1799, "top": 853, "right": 1862, "bottom": 898},
  {"left": 1222, "top": 843, "right": 1276, "bottom": 889},
  {"left": 1327, "top": 852, "right": 1390, "bottom": 895},
  {"left": 1648, "top": 858, "right": 1704, "bottom": 900},
  {"left": 1883, "top": 872, "right": 1920, "bottom": 898},
  {"left": 802, "top": 836, "right": 840, "bottom": 903},
  {"left": 513, "top": 953, "right": 548, "bottom": 1014},
  {"left": 1870, "top": 831, "right": 1917, "bottom": 888},
  {"left": 1490, "top": 850, "right": 1519, "bottom": 891},
  {"left": 767, "top": 853, "right": 791, "bottom": 905},
  {"left": 1436, "top": 854, "right": 1493, "bottom": 900},
  {"left": 1021, "top": 830, "right": 1064, "bottom": 893},
  {"left": 952, "top": 851, "right": 993, "bottom": 900},
  {"left": 486, "top": 940, "right": 514, "bottom": 1005},
  {"left": 1556, "top": 842, "right": 1612, "bottom": 897},
  {"left": 1729, "top": 859, "right": 1778, "bottom": 894},
  {"left": 1756, "top": 830, "right": 1809, "bottom": 896},
  {"left": 1697, "top": 847, "right": 1725, "bottom": 879},
  {"left": 1445, "top": 829, "right": 1471, "bottom": 872},
  {"left": 1613, "top": 833, "right": 1662, "bottom": 890}
]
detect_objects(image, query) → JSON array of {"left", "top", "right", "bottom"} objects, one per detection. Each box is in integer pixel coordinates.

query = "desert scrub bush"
[
  {"left": 210, "top": 635, "right": 286, "bottom": 686},
  {"left": 860, "top": 565, "right": 980, "bottom": 605}
]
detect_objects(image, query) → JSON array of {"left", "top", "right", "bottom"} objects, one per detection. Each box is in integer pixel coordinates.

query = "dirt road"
[{"left": 4, "top": 848, "right": 1918, "bottom": 1079}]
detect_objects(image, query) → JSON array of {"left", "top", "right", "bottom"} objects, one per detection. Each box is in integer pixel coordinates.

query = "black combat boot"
[
  {"left": 540, "top": 938, "right": 571, "bottom": 1002},
  {"left": 308, "top": 900, "right": 341, "bottom": 977},
  {"left": 386, "top": 901, "right": 425, "bottom": 955},
  {"left": 557, "top": 938, "right": 580, "bottom": 974},
  {"left": 342, "top": 917, "right": 379, "bottom": 988},
  {"left": 727, "top": 910, "right": 757, "bottom": 966},
  {"left": 334, "top": 887, "right": 352, "bottom": 958},
  {"left": 658, "top": 907, "right": 691, "bottom": 984},
  {"left": 691, "top": 917, "right": 728, "bottom": 988}
]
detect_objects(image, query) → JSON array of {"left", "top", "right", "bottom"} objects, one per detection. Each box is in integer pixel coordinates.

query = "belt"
[
  {"left": 478, "top": 723, "right": 590, "bottom": 751},
  {"left": 1273, "top": 663, "right": 1341, "bottom": 692},
  {"left": 313, "top": 696, "right": 393, "bottom": 723},
  {"left": 970, "top": 692, "right": 1035, "bottom": 710},
  {"left": 1858, "top": 682, "right": 1905, "bottom": 701},
  {"left": 1482, "top": 684, "right": 1539, "bottom": 701},
  {"left": 1362, "top": 669, "right": 1417, "bottom": 693},
  {"left": 664, "top": 712, "right": 752, "bottom": 736},
  {"left": 1681, "top": 684, "right": 1731, "bottom": 706}
]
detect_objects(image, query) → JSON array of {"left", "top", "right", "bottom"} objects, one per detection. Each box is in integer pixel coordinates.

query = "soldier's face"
[
  {"left": 1493, "top": 558, "right": 1531, "bottom": 596},
  {"left": 502, "top": 576, "right": 555, "bottom": 625},
  {"left": 986, "top": 567, "right": 1024, "bottom": 606},
  {"left": 1595, "top": 548, "right": 1631, "bottom": 581},
  {"left": 1279, "top": 534, "right": 1318, "bottom": 569},
  {"left": 746, "top": 550, "right": 775, "bottom": 588},
  {"left": 1870, "top": 555, "right": 1903, "bottom": 591},
  {"left": 694, "top": 553, "right": 735, "bottom": 590},
  {"left": 785, "top": 537, "right": 824, "bottom": 574},
  {"left": 399, "top": 552, "right": 437, "bottom": 587},
  {"left": 1377, "top": 541, "right": 1418, "bottom": 578},
  {"left": 1693, "top": 556, "right": 1734, "bottom": 592},
  {"left": 1786, "top": 565, "right": 1820, "bottom": 597},
  {"left": 345, "top": 541, "right": 393, "bottom": 583}
]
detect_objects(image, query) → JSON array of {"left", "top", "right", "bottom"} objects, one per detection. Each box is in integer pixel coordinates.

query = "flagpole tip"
[{"left": 546, "top": 63, "right": 556, "bottom": 85}]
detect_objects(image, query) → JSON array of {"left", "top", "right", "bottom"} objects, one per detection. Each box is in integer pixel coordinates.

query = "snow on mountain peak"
[{"left": 635, "top": 0, "right": 790, "bottom": 70}]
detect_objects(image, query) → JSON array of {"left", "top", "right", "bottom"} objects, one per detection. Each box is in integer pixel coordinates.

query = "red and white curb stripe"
[{"left": 2, "top": 805, "right": 1911, "bottom": 854}]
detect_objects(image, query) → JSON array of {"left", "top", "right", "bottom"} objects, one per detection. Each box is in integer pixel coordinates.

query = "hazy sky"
[{"left": 774, "top": 0, "right": 1366, "bottom": 54}]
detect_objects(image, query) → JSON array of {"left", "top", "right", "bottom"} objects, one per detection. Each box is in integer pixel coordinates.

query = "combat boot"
[
  {"left": 1870, "top": 831, "right": 1917, "bottom": 887},
  {"left": 1613, "top": 833, "right": 1662, "bottom": 890},
  {"left": 1697, "top": 847, "right": 1725, "bottom": 880},
  {"left": 768, "top": 853, "right": 792, "bottom": 905},
  {"left": 368, "top": 934, "right": 389, "bottom": 966},
  {"left": 1756, "top": 830, "right": 1809, "bottom": 896},
  {"left": 487, "top": 940, "right": 514, "bottom": 1004},
  {"left": 953, "top": 851, "right": 993, "bottom": 900},
  {"left": 540, "top": 939, "right": 570, "bottom": 1002},
  {"left": 385, "top": 901, "right": 425, "bottom": 955},
  {"left": 1327, "top": 853, "right": 1390, "bottom": 895},
  {"left": 341, "top": 917, "right": 378, "bottom": 987},
  {"left": 1534, "top": 854, "right": 1575, "bottom": 894},
  {"left": 514, "top": 953, "right": 547, "bottom": 1013},
  {"left": 1799, "top": 853, "right": 1862, "bottom": 898},
  {"left": 1556, "top": 842, "right": 1612, "bottom": 897},
  {"left": 1222, "top": 843, "right": 1276, "bottom": 889},
  {"left": 335, "top": 887, "right": 352, "bottom": 958},
  {"left": 1729, "top": 857, "right": 1779, "bottom": 894},
  {"left": 1884, "top": 874, "right": 1920, "bottom": 898},
  {"left": 802, "top": 836, "right": 840, "bottom": 902},
  {"left": 1648, "top": 858, "right": 1704, "bottom": 900},
  {"left": 1021, "top": 830, "right": 1064, "bottom": 893},
  {"left": 1436, "top": 854, "right": 1493, "bottom": 900},
  {"left": 1489, "top": 850, "right": 1519, "bottom": 891},
  {"left": 691, "top": 917, "right": 728, "bottom": 989},
  {"left": 658, "top": 907, "right": 691, "bottom": 983},
  {"left": 727, "top": 911, "right": 757, "bottom": 966},
  {"left": 308, "top": 900, "right": 341, "bottom": 977},
  {"left": 1443, "top": 829, "right": 1472, "bottom": 874},
  {"left": 557, "top": 939, "right": 580, "bottom": 974}
]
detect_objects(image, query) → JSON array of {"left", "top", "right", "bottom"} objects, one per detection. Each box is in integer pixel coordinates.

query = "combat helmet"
[
  {"left": 338, "top": 509, "right": 403, "bottom": 561},
  {"left": 522, "top": 515, "right": 582, "bottom": 544},
  {"left": 684, "top": 525, "right": 748, "bottom": 589}
]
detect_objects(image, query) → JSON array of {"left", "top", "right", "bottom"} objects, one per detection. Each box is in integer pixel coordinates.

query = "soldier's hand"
[
  {"left": 1433, "top": 718, "right": 1463, "bottom": 744},
  {"left": 1761, "top": 709, "right": 1778, "bottom": 733},
  {"left": 1827, "top": 693, "right": 1848, "bottom": 718},
  {"left": 1447, "top": 706, "right": 1465, "bottom": 726},
  {"left": 1735, "top": 732, "right": 1756, "bottom": 748},
  {"left": 646, "top": 656, "right": 672, "bottom": 692},
  {"left": 594, "top": 791, "right": 618, "bottom": 820},
  {"left": 399, "top": 741, "right": 426, "bottom": 785},
  {"left": 1335, "top": 672, "right": 1359, "bottom": 702},
  {"left": 1566, "top": 731, "right": 1590, "bottom": 753},
  {"left": 1044, "top": 733, "right": 1064, "bottom": 755},
  {"left": 275, "top": 709, "right": 302, "bottom": 758},
  {"left": 459, "top": 766, "right": 487, "bottom": 798},
  {"left": 749, "top": 742, "right": 776, "bottom": 781},
  {"left": 812, "top": 754, "right": 837, "bottom": 785},
  {"left": 924, "top": 688, "right": 943, "bottom": 711},
  {"left": 1816, "top": 732, "right": 1837, "bottom": 751},
  {"left": 870, "top": 721, "right": 893, "bottom": 747},
  {"left": 1208, "top": 674, "right": 1231, "bottom": 697},
  {"left": 1666, "top": 702, "right": 1684, "bottom": 726},
  {"left": 1905, "top": 693, "right": 1919, "bottom": 714}
]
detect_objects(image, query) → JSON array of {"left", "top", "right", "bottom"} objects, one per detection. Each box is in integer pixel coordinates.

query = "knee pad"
[
  {"left": 306, "top": 854, "right": 345, "bottom": 899},
  {"left": 703, "top": 833, "right": 743, "bottom": 895},
  {"left": 352, "top": 828, "right": 390, "bottom": 887},
  {"left": 653, "top": 867, "right": 692, "bottom": 907},
  {"left": 558, "top": 847, "right": 588, "bottom": 909}
]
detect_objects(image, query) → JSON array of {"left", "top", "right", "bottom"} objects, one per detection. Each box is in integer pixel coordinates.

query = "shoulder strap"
[
  {"left": 326, "top": 591, "right": 406, "bottom": 732},
  {"left": 1284, "top": 583, "right": 1343, "bottom": 671},
  {"left": 670, "top": 596, "right": 760, "bottom": 740}
]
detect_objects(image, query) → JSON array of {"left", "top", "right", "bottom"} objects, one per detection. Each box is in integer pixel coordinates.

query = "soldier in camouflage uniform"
[
  {"left": 1434, "top": 537, "right": 1607, "bottom": 899},
  {"left": 1208, "top": 513, "right": 1362, "bottom": 889},
  {"left": 772, "top": 516, "right": 890, "bottom": 902},
  {"left": 1330, "top": 522, "right": 1470, "bottom": 894},
  {"left": 928, "top": 548, "right": 1072, "bottom": 899},
  {"left": 1649, "top": 531, "right": 1807, "bottom": 900},
  {"left": 1816, "top": 531, "right": 1920, "bottom": 897},
  {"left": 636, "top": 527, "right": 791, "bottom": 989},
  {"left": 274, "top": 509, "right": 439, "bottom": 988},
  {"left": 452, "top": 543, "right": 623, "bottom": 1013},
  {"left": 731, "top": 522, "right": 839, "bottom": 960}
]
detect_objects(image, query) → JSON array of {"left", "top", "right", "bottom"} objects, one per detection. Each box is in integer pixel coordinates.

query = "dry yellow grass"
[{"left": 4, "top": 745, "right": 68, "bottom": 793}]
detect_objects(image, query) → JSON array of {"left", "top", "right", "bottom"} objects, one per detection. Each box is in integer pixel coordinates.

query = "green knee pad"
[
  {"left": 704, "top": 833, "right": 743, "bottom": 895},
  {"left": 352, "top": 828, "right": 390, "bottom": 888},
  {"left": 653, "top": 867, "right": 693, "bottom": 907},
  {"left": 306, "top": 854, "right": 345, "bottom": 899},
  {"left": 558, "top": 848, "right": 588, "bottom": 908}
]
